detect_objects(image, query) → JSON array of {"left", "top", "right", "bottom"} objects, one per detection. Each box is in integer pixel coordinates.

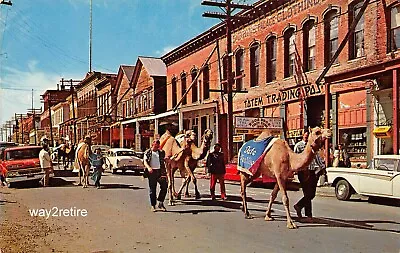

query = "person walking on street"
[
  {"left": 207, "top": 143, "right": 227, "bottom": 200},
  {"left": 293, "top": 131, "right": 326, "bottom": 221},
  {"left": 39, "top": 143, "right": 53, "bottom": 187},
  {"left": 143, "top": 140, "right": 168, "bottom": 212},
  {"left": 89, "top": 148, "right": 105, "bottom": 189}
]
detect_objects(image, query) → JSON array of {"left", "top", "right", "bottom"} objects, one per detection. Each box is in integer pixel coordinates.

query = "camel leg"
[
  {"left": 167, "top": 165, "right": 175, "bottom": 206},
  {"left": 265, "top": 183, "right": 279, "bottom": 221},
  {"left": 276, "top": 176, "right": 297, "bottom": 229},
  {"left": 77, "top": 161, "right": 82, "bottom": 186},
  {"left": 176, "top": 175, "right": 191, "bottom": 199},
  {"left": 240, "top": 172, "right": 253, "bottom": 219}
]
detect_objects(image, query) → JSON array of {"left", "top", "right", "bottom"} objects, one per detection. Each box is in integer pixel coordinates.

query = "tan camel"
[
  {"left": 239, "top": 127, "right": 331, "bottom": 229},
  {"left": 75, "top": 136, "right": 92, "bottom": 188},
  {"left": 160, "top": 129, "right": 213, "bottom": 206}
]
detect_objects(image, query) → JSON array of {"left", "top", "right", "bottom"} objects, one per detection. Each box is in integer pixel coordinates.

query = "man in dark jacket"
[
  {"left": 143, "top": 140, "right": 168, "bottom": 212},
  {"left": 207, "top": 143, "right": 226, "bottom": 200}
]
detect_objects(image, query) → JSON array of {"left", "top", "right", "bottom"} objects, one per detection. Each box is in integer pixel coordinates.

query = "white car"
[
  {"left": 105, "top": 148, "right": 144, "bottom": 174},
  {"left": 327, "top": 155, "right": 400, "bottom": 201}
]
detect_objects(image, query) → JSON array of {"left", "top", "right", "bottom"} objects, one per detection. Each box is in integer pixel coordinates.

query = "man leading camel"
[{"left": 293, "top": 130, "right": 326, "bottom": 221}]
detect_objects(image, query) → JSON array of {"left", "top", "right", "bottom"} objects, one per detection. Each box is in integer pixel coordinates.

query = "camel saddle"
[{"left": 237, "top": 136, "right": 278, "bottom": 176}]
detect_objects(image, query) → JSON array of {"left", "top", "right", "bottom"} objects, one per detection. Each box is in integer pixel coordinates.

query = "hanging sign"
[{"left": 235, "top": 117, "right": 283, "bottom": 129}]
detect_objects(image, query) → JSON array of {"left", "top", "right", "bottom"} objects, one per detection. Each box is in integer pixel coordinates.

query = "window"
[
  {"left": 203, "top": 65, "right": 210, "bottom": 100},
  {"left": 250, "top": 43, "right": 260, "bottom": 87},
  {"left": 143, "top": 92, "right": 147, "bottom": 111},
  {"left": 191, "top": 69, "right": 198, "bottom": 103},
  {"left": 171, "top": 77, "right": 177, "bottom": 107},
  {"left": 303, "top": 20, "right": 316, "bottom": 71},
  {"left": 148, "top": 90, "right": 152, "bottom": 109},
  {"left": 181, "top": 73, "right": 187, "bottom": 105},
  {"left": 324, "top": 10, "right": 339, "bottom": 65},
  {"left": 349, "top": 2, "right": 365, "bottom": 59},
  {"left": 235, "top": 49, "right": 244, "bottom": 90},
  {"left": 284, "top": 28, "right": 295, "bottom": 77},
  {"left": 390, "top": 5, "right": 400, "bottom": 51},
  {"left": 266, "top": 36, "right": 277, "bottom": 82}
]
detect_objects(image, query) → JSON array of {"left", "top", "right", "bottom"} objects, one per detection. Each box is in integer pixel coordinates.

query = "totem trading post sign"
[{"left": 244, "top": 83, "right": 323, "bottom": 109}]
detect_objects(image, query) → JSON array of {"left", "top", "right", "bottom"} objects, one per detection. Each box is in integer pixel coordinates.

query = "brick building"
[{"left": 162, "top": 0, "right": 400, "bottom": 166}]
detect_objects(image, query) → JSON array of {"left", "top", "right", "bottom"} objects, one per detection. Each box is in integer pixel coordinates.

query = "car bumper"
[
  {"left": 5, "top": 172, "right": 50, "bottom": 183},
  {"left": 117, "top": 165, "right": 145, "bottom": 171}
]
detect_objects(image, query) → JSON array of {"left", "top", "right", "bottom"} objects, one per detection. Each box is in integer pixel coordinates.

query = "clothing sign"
[{"left": 235, "top": 117, "right": 282, "bottom": 129}]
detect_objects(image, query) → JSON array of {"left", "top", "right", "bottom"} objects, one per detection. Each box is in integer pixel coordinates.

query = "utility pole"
[
  {"left": 202, "top": 0, "right": 252, "bottom": 161},
  {"left": 89, "top": 0, "right": 93, "bottom": 72},
  {"left": 60, "top": 78, "right": 80, "bottom": 145}
]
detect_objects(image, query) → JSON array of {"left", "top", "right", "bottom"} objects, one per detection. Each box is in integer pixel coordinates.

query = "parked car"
[
  {"left": 91, "top": 145, "right": 111, "bottom": 155},
  {"left": 105, "top": 148, "right": 144, "bottom": 174},
  {"left": 326, "top": 155, "right": 400, "bottom": 201},
  {"left": 0, "top": 146, "right": 53, "bottom": 187},
  {"left": 0, "top": 142, "right": 18, "bottom": 150},
  {"left": 224, "top": 155, "right": 276, "bottom": 185}
]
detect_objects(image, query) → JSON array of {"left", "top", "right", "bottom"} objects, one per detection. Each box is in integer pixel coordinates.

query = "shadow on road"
[
  {"left": 167, "top": 209, "right": 233, "bottom": 214},
  {"left": 346, "top": 197, "right": 400, "bottom": 207},
  {"left": 99, "top": 183, "right": 144, "bottom": 190},
  {"left": 295, "top": 216, "right": 400, "bottom": 234},
  {"left": 0, "top": 199, "right": 16, "bottom": 205}
]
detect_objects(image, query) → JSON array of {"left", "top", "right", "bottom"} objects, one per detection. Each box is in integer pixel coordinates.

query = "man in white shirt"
[
  {"left": 39, "top": 143, "right": 53, "bottom": 187},
  {"left": 143, "top": 140, "right": 167, "bottom": 212}
]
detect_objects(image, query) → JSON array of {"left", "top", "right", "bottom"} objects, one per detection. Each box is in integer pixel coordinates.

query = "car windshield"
[
  {"left": 116, "top": 151, "right": 135, "bottom": 156},
  {"left": 6, "top": 148, "right": 41, "bottom": 161},
  {"left": 374, "top": 158, "right": 396, "bottom": 171}
]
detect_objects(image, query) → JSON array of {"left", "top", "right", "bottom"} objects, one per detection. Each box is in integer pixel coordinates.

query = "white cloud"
[
  {"left": 155, "top": 45, "right": 177, "bottom": 57},
  {"left": 0, "top": 64, "right": 82, "bottom": 126}
]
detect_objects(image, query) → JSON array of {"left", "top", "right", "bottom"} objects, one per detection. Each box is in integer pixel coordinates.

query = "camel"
[
  {"left": 239, "top": 126, "right": 331, "bottom": 229},
  {"left": 160, "top": 129, "right": 213, "bottom": 206},
  {"left": 75, "top": 136, "right": 92, "bottom": 188}
]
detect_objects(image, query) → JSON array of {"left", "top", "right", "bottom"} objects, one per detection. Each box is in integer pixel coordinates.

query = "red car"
[
  {"left": 0, "top": 146, "right": 47, "bottom": 187},
  {"left": 224, "top": 156, "right": 276, "bottom": 184}
]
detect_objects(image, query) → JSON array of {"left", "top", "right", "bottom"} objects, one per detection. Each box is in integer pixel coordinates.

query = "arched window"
[
  {"left": 284, "top": 28, "right": 295, "bottom": 77},
  {"left": 203, "top": 65, "right": 210, "bottom": 100},
  {"left": 324, "top": 10, "right": 339, "bottom": 65},
  {"left": 191, "top": 69, "right": 198, "bottom": 103},
  {"left": 349, "top": 1, "right": 365, "bottom": 59},
  {"left": 389, "top": 5, "right": 400, "bottom": 51},
  {"left": 181, "top": 73, "right": 187, "bottom": 105},
  {"left": 266, "top": 36, "right": 277, "bottom": 82},
  {"left": 303, "top": 20, "right": 316, "bottom": 71},
  {"left": 250, "top": 43, "right": 260, "bottom": 87},
  {"left": 235, "top": 49, "right": 244, "bottom": 91},
  {"left": 171, "top": 77, "right": 177, "bottom": 107}
]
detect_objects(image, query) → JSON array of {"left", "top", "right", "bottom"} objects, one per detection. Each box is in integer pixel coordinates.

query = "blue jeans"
[{"left": 147, "top": 169, "right": 167, "bottom": 206}]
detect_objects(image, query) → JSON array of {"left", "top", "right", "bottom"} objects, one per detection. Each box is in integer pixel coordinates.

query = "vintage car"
[
  {"left": 327, "top": 155, "right": 400, "bottom": 201},
  {"left": 224, "top": 156, "right": 276, "bottom": 185},
  {"left": 91, "top": 144, "right": 111, "bottom": 155},
  {"left": 105, "top": 148, "right": 144, "bottom": 174},
  {"left": 0, "top": 146, "right": 53, "bottom": 187}
]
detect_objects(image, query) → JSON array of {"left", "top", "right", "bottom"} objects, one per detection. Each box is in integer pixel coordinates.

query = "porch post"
[
  {"left": 120, "top": 123, "right": 124, "bottom": 148},
  {"left": 324, "top": 82, "right": 330, "bottom": 167},
  {"left": 179, "top": 111, "right": 184, "bottom": 132},
  {"left": 393, "top": 69, "right": 399, "bottom": 154}
]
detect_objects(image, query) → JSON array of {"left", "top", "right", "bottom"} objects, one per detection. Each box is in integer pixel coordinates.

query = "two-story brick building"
[{"left": 161, "top": 0, "right": 400, "bottom": 166}]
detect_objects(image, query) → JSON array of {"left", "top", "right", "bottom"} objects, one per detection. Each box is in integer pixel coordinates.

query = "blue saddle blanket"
[{"left": 237, "top": 136, "right": 278, "bottom": 176}]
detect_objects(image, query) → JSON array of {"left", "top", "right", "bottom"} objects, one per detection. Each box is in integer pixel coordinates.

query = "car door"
[
  {"left": 393, "top": 159, "right": 400, "bottom": 198},
  {"left": 359, "top": 158, "right": 396, "bottom": 197}
]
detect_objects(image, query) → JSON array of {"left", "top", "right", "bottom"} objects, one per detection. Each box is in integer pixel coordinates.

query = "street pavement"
[{"left": 0, "top": 166, "right": 399, "bottom": 253}]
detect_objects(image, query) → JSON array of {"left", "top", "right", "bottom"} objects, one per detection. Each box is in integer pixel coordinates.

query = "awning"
[
  {"left": 373, "top": 126, "right": 392, "bottom": 138},
  {"left": 121, "top": 110, "right": 178, "bottom": 125}
]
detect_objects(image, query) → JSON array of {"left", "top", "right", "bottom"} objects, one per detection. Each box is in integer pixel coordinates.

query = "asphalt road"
[{"left": 1, "top": 169, "right": 399, "bottom": 253}]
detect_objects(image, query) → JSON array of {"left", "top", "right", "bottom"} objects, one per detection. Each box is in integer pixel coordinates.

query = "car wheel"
[
  {"left": 335, "top": 180, "right": 352, "bottom": 201},
  {"left": 121, "top": 170, "right": 126, "bottom": 174},
  {"left": 6, "top": 182, "right": 13, "bottom": 188}
]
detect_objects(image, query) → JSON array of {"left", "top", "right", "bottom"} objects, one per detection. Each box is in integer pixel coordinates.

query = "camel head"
[
  {"left": 201, "top": 129, "right": 214, "bottom": 147},
  {"left": 185, "top": 130, "right": 197, "bottom": 142},
  {"left": 307, "top": 126, "right": 331, "bottom": 151}
]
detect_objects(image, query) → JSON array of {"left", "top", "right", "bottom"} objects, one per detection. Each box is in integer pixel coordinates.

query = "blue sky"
[{"left": 0, "top": 0, "right": 255, "bottom": 128}]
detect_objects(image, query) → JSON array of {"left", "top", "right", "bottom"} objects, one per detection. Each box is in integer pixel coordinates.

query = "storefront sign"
[
  {"left": 244, "top": 83, "right": 323, "bottom": 109},
  {"left": 135, "top": 134, "right": 141, "bottom": 151},
  {"left": 286, "top": 129, "right": 304, "bottom": 138},
  {"left": 233, "top": 0, "right": 327, "bottom": 43},
  {"left": 235, "top": 117, "right": 283, "bottom": 129},
  {"left": 235, "top": 129, "right": 263, "bottom": 135},
  {"left": 233, "top": 135, "right": 244, "bottom": 142}
]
